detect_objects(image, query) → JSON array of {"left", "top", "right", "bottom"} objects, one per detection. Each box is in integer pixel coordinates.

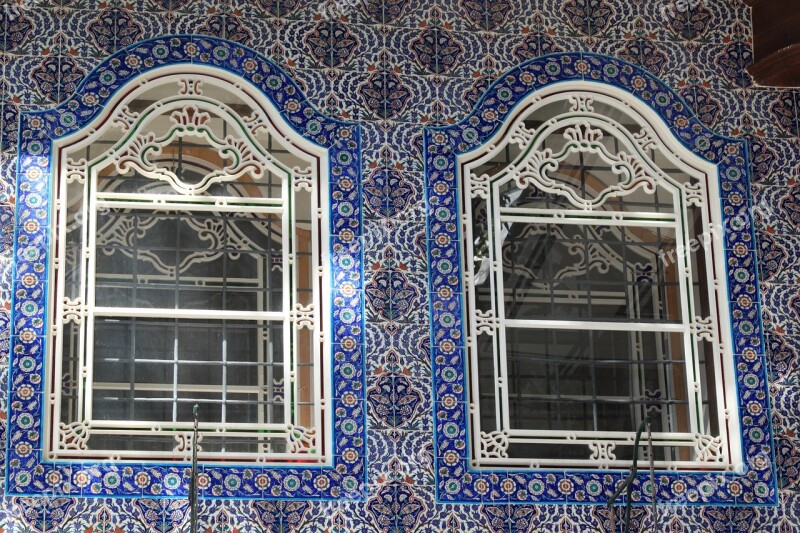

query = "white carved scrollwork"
[
  {"left": 683, "top": 181, "right": 705, "bottom": 207},
  {"left": 509, "top": 121, "right": 660, "bottom": 210},
  {"left": 588, "top": 441, "right": 617, "bottom": 467},
  {"left": 692, "top": 316, "right": 715, "bottom": 341},
  {"left": 611, "top": 151, "right": 658, "bottom": 194},
  {"left": 62, "top": 297, "right": 87, "bottom": 324},
  {"left": 114, "top": 102, "right": 268, "bottom": 195},
  {"left": 569, "top": 94, "right": 594, "bottom": 113},
  {"left": 115, "top": 130, "right": 158, "bottom": 172},
  {"left": 178, "top": 78, "right": 203, "bottom": 96},
  {"left": 242, "top": 111, "right": 269, "bottom": 136},
  {"left": 65, "top": 158, "right": 88, "bottom": 184},
  {"left": 469, "top": 172, "right": 491, "bottom": 199},
  {"left": 110, "top": 104, "right": 140, "bottom": 132},
  {"left": 633, "top": 128, "right": 658, "bottom": 152},
  {"left": 474, "top": 309, "right": 500, "bottom": 335},
  {"left": 694, "top": 433, "right": 724, "bottom": 462},
  {"left": 512, "top": 147, "right": 556, "bottom": 191},
  {"left": 563, "top": 122, "right": 604, "bottom": 145},
  {"left": 293, "top": 166, "right": 314, "bottom": 191},
  {"left": 509, "top": 121, "right": 536, "bottom": 147},
  {"left": 480, "top": 430, "right": 509, "bottom": 458},
  {"left": 59, "top": 420, "right": 90, "bottom": 450},
  {"left": 171, "top": 104, "right": 211, "bottom": 130},
  {"left": 291, "top": 303, "right": 315, "bottom": 330},
  {"left": 288, "top": 425, "right": 316, "bottom": 453},
  {"left": 174, "top": 432, "right": 203, "bottom": 459}
]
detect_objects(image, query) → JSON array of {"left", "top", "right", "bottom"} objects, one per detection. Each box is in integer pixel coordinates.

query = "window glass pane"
[
  {"left": 51, "top": 74, "right": 328, "bottom": 462},
  {"left": 465, "top": 91, "right": 730, "bottom": 468},
  {"left": 94, "top": 209, "right": 286, "bottom": 312},
  {"left": 475, "top": 221, "right": 682, "bottom": 323},
  {"left": 91, "top": 318, "right": 284, "bottom": 424},
  {"left": 499, "top": 328, "right": 691, "bottom": 433},
  {"left": 62, "top": 180, "right": 86, "bottom": 300},
  {"left": 59, "top": 323, "right": 82, "bottom": 426}
]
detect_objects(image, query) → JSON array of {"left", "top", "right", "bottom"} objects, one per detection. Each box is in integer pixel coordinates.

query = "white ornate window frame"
[
  {"left": 45, "top": 66, "right": 332, "bottom": 465},
  {"left": 461, "top": 82, "right": 740, "bottom": 471}
]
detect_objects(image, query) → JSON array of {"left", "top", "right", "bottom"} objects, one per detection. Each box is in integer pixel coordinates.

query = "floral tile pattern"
[
  {"left": 0, "top": 0, "right": 797, "bottom": 529},
  {"left": 8, "top": 35, "right": 366, "bottom": 501},
  {"left": 423, "top": 54, "right": 773, "bottom": 507}
]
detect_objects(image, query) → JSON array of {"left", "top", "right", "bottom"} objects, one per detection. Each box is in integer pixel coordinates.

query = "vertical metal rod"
[
  {"left": 190, "top": 404, "right": 199, "bottom": 533},
  {"left": 607, "top": 415, "right": 650, "bottom": 533},
  {"left": 648, "top": 420, "right": 657, "bottom": 533}
]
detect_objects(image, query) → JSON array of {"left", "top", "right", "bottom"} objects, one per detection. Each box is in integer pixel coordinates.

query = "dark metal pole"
[
  {"left": 190, "top": 404, "right": 199, "bottom": 533},
  {"left": 647, "top": 420, "right": 657, "bottom": 532},
  {"left": 607, "top": 415, "right": 651, "bottom": 533}
]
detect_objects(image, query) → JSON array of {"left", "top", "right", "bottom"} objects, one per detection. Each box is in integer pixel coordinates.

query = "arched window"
[
  {"left": 48, "top": 69, "right": 329, "bottom": 463},
  {"left": 460, "top": 85, "right": 738, "bottom": 470}
]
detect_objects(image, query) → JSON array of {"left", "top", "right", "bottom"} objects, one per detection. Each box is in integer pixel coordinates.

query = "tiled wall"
[{"left": 0, "top": 0, "right": 798, "bottom": 530}]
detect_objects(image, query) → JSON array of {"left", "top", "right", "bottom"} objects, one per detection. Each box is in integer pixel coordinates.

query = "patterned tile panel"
[
  {"left": 0, "top": 0, "right": 797, "bottom": 529},
  {"left": 424, "top": 52, "right": 775, "bottom": 505},
  {"left": 7, "top": 35, "right": 366, "bottom": 501}
]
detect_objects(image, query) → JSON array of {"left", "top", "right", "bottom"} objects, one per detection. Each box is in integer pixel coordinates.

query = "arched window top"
[
  {"left": 464, "top": 87, "right": 711, "bottom": 211},
  {"left": 425, "top": 54, "right": 774, "bottom": 506},
  {"left": 9, "top": 36, "right": 364, "bottom": 499},
  {"left": 52, "top": 69, "right": 329, "bottom": 464},
  {"left": 58, "top": 66, "right": 324, "bottom": 180},
  {"left": 64, "top": 75, "right": 313, "bottom": 196},
  {"left": 23, "top": 37, "right": 346, "bottom": 146},
  {"left": 461, "top": 84, "right": 734, "bottom": 471}
]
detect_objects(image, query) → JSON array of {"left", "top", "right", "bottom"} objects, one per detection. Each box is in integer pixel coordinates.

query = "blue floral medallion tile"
[
  {"left": 4, "top": 7, "right": 67, "bottom": 58},
  {"left": 766, "top": 333, "right": 800, "bottom": 385},
  {"left": 559, "top": 0, "right": 619, "bottom": 40},
  {"left": 7, "top": 35, "right": 366, "bottom": 500},
  {"left": 356, "top": 0, "right": 413, "bottom": 27},
  {"left": 424, "top": 51, "right": 776, "bottom": 506},
  {"left": 408, "top": 7, "right": 466, "bottom": 77},
  {"left": 660, "top": 0, "right": 714, "bottom": 43},
  {"left": 753, "top": 183, "right": 800, "bottom": 236}
]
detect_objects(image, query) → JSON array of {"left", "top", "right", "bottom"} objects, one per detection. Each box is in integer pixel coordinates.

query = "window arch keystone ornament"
[
  {"left": 9, "top": 36, "right": 364, "bottom": 500},
  {"left": 425, "top": 53, "right": 775, "bottom": 505}
]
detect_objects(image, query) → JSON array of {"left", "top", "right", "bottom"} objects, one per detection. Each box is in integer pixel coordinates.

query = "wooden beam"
[{"left": 743, "top": 0, "right": 800, "bottom": 86}]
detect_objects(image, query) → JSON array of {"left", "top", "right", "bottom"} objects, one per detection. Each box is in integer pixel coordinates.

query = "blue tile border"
[
  {"left": 6, "top": 35, "right": 365, "bottom": 499},
  {"left": 423, "top": 52, "right": 777, "bottom": 506}
]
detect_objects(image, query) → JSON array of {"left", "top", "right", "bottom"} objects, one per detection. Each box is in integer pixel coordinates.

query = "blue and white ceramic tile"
[
  {"left": 295, "top": 67, "right": 373, "bottom": 121},
  {"left": 2, "top": 6, "right": 63, "bottom": 58},
  {"left": 364, "top": 219, "right": 428, "bottom": 272},
  {"left": 0, "top": 0, "right": 797, "bottom": 528},
  {"left": 636, "top": 0, "right": 744, "bottom": 45},
  {"left": 750, "top": 88, "right": 800, "bottom": 139},
  {"left": 753, "top": 184, "right": 800, "bottom": 236},
  {"left": 0, "top": 155, "right": 15, "bottom": 204},
  {"left": 766, "top": 333, "right": 800, "bottom": 385},
  {"left": 552, "top": 0, "right": 623, "bottom": 41},
  {"left": 422, "top": 50, "right": 775, "bottom": 506},
  {"left": 6, "top": 35, "right": 367, "bottom": 502}
]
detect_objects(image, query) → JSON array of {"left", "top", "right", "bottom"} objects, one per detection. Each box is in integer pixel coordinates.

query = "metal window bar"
[
  {"left": 475, "top": 131, "right": 712, "bottom": 461},
  {"left": 86, "top": 203, "right": 289, "bottom": 449},
  {"left": 607, "top": 415, "right": 658, "bottom": 533}
]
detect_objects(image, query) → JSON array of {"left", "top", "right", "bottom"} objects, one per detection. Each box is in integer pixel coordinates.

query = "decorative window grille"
[
  {"left": 462, "top": 86, "right": 739, "bottom": 470},
  {"left": 47, "top": 70, "right": 330, "bottom": 463}
]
